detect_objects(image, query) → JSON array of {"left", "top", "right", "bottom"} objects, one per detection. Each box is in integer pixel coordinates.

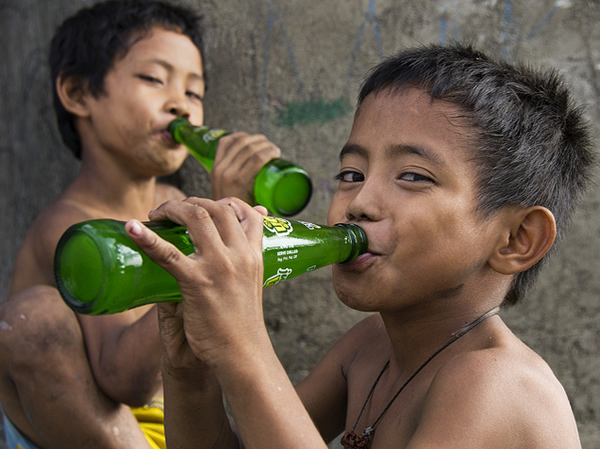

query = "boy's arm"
[
  {"left": 11, "top": 203, "right": 164, "bottom": 406},
  {"left": 159, "top": 301, "right": 240, "bottom": 449},
  {"left": 77, "top": 307, "right": 163, "bottom": 406}
]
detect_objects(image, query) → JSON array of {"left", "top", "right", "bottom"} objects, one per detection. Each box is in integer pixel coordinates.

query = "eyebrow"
[
  {"left": 339, "top": 143, "right": 366, "bottom": 161},
  {"left": 145, "top": 58, "right": 204, "bottom": 82},
  {"left": 339, "top": 142, "right": 445, "bottom": 166}
]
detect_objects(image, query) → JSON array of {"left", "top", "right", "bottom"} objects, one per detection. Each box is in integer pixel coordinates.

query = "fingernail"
[{"left": 128, "top": 220, "right": 143, "bottom": 236}]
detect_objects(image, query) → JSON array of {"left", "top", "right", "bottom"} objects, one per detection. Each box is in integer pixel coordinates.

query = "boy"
[
  {"left": 0, "top": 1, "right": 282, "bottom": 448},
  {"left": 128, "top": 44, "right": 594, "bottom": 448}
]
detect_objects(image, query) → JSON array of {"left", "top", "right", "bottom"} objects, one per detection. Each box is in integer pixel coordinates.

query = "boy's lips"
[
  {"left": 337, "top": 251, "right": 377, "bottom": 272},
  {"left": 159, "top": 129, "right": 179, "bottom": 147}
]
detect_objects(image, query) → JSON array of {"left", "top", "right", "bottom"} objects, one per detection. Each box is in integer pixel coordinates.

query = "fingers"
[
  {"left": 211, "top": 133, "right": 281, "bottom": 202},
  {"left": 139, "top": 197, "right": 268, "bottom": 368},
  {"left": 126, "top": 219, "right": 195, "bottom": 281},
  {"left": 147, "top": 197, "right": 264, "bottom": 253},
  {"left": 215, "top": 133, "right": 281, "bottom": 169}
]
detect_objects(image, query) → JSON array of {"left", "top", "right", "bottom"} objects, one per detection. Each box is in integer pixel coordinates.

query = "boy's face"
[
  {"left": 82, "top": 27, "right": 205, "bottom": 177},
  {"left": 328, "top": 88, "right": 507, "bottom": 314}
]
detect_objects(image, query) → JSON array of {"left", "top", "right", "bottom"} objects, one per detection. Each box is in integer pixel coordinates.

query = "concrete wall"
[{"left": 1, "top": 0, "right": 599, "bottom": 447}]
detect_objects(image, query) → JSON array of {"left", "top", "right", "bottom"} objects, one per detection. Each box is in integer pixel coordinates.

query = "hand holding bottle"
[
  {"left": 211, "top": 132, "right": 281, "bottom": 205},
  {"left": 169, "top": 118, "right": 312, "bottom": 216},
  {"left": 126, "top": 197, "right": 270, "bottom": 366}
]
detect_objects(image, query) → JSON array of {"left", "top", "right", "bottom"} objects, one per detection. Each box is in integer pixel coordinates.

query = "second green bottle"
[{"left": 168, "top": 118, "right": 312, "bottom": 217}]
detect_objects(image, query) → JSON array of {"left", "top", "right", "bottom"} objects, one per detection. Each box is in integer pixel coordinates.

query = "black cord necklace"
[{"left": 340, "top": 309, "right": 499, "bottom": 449}]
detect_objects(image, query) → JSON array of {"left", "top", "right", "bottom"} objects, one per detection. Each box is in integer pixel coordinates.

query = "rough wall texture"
[{"left": 1, "top": 0, "right": 599, "bottom": 448}]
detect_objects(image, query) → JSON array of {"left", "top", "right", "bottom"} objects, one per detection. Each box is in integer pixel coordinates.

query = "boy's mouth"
[
  {"left": 337, "top": 251, "right": 376, "bottom": 272},
  {"left": 159, "top": 129, "right": 178, "bottom": 147}
]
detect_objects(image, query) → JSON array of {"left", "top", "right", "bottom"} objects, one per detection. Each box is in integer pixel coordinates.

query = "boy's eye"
[
  {"left": 138, "top": 74, "right": 163, "bottom": 84},
  {"left": 334, "top": 171, "right": 364, "bottom": 183},
  {"left": 399, "top": 172, "right": 433, "bottom": 183},
  {"left": 186, "top": 91, "right": 204, "bottom": 102}
]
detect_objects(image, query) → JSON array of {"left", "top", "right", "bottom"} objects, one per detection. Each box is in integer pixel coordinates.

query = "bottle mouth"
[
  {"left": 167, "top": 117, "right": 189, "bottom": 135},
  {"left": 334, "top": 223, "right": 368, "bottom": 263},
  {"left": 54, "top": 225, "right": 106, "bottom": 314}
]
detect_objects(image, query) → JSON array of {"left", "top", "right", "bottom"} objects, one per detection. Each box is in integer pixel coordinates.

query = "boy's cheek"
[
  {"left": 327, "top": 190, "right": 349, "bottom": 225},
  {"left": 327, "top": 202, "right": 344, "bottom": 226}
]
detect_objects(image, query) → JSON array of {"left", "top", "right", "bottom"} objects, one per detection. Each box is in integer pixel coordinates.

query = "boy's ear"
[
  {"left": 489, "top": 206, "right": 556, "bottom": 275},
  {"left": 55, "top": 74, "right": 91, "bottom": 118}
]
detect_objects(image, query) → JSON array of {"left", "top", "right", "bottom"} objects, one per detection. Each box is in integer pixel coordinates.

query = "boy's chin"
[{"left": 332, "top": 275, "right": 372, "bottom": 312}]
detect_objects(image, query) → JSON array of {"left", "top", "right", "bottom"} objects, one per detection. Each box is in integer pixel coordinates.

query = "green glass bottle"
[
  {"left": 54, "top": 216, "right": 367, "bottom": 315},
  {"left": 168, "top": 118, "right": 313, "bottom": 217}
]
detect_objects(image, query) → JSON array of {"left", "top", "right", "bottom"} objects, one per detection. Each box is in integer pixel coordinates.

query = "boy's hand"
[
  {"left": 211, "top": 133, "right": 281, "bottom": 204},
  {"left": 157, "top": 301, "right": 208, "bottom": 380},
  {"left": 126, "top": 197, "right": 269, "bottom": 368}
]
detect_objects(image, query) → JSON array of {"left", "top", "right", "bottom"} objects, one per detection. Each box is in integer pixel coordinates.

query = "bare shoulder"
[
  {"left": 10, "top": 197, "right": 97, "bottom": 293},
  {"left": 412, "top": 326, "right": 580, "bottom": 449},
  {"left": 155, "top": 182, "right": 186, "bottom": 205}
]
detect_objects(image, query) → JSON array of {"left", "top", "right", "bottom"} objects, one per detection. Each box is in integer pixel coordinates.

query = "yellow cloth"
[{"left": 131, "top": 399, "right": 166, "bottom": 449}]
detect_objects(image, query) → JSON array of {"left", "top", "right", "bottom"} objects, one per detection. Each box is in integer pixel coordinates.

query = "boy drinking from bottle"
[
  {"left": 128, "top": 44, "right": 594, "bottom": 448},
  {"left": 0, "top": 1, "right": 282, "bottom": 448}
]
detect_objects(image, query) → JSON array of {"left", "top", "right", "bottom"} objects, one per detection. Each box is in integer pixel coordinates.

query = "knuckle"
[
  {"left": 187, "top": 206, "right": 211, "bottom": 222},
  {"left": 159, "top": 245, "right": 184, "bottom": 267}
]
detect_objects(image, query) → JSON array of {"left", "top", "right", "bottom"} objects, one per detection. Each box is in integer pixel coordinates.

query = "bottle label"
[
  {"left": 296, "top": 220, "right": 321, "bottom": 231},
  {"left": 200, "top": 127, "right": 228, "bottom": 144},
  {"left": 263, "top": 216, "right": 322, "bottom": 235},
  {"left": 263, "top": 216, "right": 294, "bottom": 236},
  {"left": 263, "top": 267, "right": 293, "bottom": 287},
  {"left": 262, "top": 217, "right": 325, "bottom": 287}
]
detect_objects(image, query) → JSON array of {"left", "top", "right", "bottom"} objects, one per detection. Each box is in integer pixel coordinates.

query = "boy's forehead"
[
  {"left": 344, "top": 88, "right": 476, "bottom": 164},
  {"left": 120, "top": 27, "right": 202, "bottom": 65}
]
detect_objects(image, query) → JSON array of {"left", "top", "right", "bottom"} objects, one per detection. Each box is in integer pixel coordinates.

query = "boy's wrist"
[{"left": 160, "top": 356, "right": 217, "bottom": 390}]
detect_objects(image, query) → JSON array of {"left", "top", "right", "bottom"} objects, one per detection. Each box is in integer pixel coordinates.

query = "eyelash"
[{"left": 333, "top": 170, "right": 364, "bottom": 183}]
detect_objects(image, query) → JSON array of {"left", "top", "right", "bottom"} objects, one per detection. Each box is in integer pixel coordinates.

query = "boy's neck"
[
  {"left": 65, "top": 162, "right": 160, "bottom": 221},
  {"left": 379, "top": 292, "right": 505, "bottom": 376}
]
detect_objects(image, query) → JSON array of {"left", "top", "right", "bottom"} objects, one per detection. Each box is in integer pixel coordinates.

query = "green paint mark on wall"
[{"left": 275, "top": 97, "right": 352, "bottom": 128}]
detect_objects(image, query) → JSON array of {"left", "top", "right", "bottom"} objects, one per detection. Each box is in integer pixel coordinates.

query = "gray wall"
[{"left": 1, "top": 0, "right": 599, "bottom": 447}]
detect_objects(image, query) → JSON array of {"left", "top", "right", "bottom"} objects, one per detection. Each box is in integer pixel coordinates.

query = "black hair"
[
  {"left": 359, "top": 43, "right": 595, "bottom": 306},
  {"left": 49, "top": 0, "right": 204, "bottom": 159}
]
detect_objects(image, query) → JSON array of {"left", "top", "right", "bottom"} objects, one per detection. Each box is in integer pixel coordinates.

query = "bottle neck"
[{"left": 334, "top": 223, "right": 368, "bottom": 263}]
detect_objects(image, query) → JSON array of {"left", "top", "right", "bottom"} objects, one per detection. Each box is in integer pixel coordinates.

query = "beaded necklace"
[{"left": 340, "top": 309, "right": 499, "bottom": 449}]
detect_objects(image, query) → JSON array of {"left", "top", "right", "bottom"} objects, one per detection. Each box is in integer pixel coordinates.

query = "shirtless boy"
[
  {"left": 0, "top": 1, "right": 281, "bottom": 448},
  {"left": 128, "top": 44, "right": 594, "bottom": 448}
]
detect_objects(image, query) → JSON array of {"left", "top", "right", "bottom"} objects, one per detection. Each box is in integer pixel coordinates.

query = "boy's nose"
[
  {"left": 167, "top": 103, "right": 190, "bottom": 119},
  {"left": 344, "top": 180, "right": 384, "bottom": 222},
  {"left": 165, "top": 88, "right": 191, "bottom": 118},
  {"left": 169, "top": 106, "right": 190, "bottom": 119}
]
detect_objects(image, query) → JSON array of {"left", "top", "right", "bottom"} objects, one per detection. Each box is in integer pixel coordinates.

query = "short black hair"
[
  {"left": 359, "top": 43, "right": 595, "bottom": 306},
  {"left": 50, "top": 0, "right": 204, "bottom": 159}
]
